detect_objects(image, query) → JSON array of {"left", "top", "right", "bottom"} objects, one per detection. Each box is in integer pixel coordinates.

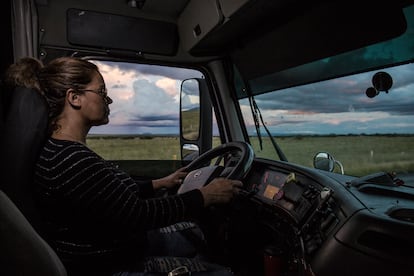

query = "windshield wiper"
[{"left": 248, "top": 95, "right": 288, "bottom": 161}]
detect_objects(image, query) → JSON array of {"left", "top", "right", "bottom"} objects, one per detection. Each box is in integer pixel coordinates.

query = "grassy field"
[
  {"left": 252, "top": 135, "right": 414, "bottom": 176},
  {"left": 87, "top": 135, "right": 414, "bottom": 176}
]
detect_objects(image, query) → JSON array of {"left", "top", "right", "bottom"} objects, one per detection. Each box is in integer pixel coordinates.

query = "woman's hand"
[
  {"left": 200, "top": 178, "right": 243, "bottom": 207},
  {"left": 152, "top": 167, "right": 188, "bottom": 190}
]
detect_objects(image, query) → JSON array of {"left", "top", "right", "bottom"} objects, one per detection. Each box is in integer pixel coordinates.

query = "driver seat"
[
  {"left": 0, "top": 85, "right": 225, "bottom": 276},
  {"left": 0, "top": 190, "right": 67, "bottom": 276},
  {"left": 0, "top": 85, "right": 67, "bottom": 276},
  {"left": 1, "top": 86, "right": 48, "bottom": 229}
]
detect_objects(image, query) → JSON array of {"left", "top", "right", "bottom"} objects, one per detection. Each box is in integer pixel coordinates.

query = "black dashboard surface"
[{"left": 240, "top": 159, "right": 414, "bottom": 275}]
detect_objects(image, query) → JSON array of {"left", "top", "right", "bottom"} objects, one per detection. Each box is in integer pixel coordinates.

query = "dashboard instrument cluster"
[{"left": 245, "top": 165, "right": 332, "bottom": 226}]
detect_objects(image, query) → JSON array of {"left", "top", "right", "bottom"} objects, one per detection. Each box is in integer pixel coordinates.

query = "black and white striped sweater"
[{"left": 34, "top": 138, "right": 204, "bottom": 260}]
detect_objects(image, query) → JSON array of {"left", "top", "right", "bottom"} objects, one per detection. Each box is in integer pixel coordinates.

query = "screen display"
[{"left": 261, "top": 171, "right": 287, "bottom": 200}]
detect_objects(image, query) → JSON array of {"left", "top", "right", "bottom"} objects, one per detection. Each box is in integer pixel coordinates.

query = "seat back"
[
  {"left": 0, "top": 86, "right": 66, "bottom": 275},
  {"left": 1, "top": 86, "right": 48, "bottom": 229}
]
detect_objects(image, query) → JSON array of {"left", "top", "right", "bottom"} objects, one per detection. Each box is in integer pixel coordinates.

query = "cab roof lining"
[
  {"left": 37, "top": 0, "right": 413, "bottom": 76},
  {"left": 230, "top": 1, "right": 408, "bottom": 81}
]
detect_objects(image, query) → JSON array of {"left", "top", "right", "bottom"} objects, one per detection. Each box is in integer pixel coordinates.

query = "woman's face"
[{"left": 80, "top": 71, "right": 113, "bottom": 126}]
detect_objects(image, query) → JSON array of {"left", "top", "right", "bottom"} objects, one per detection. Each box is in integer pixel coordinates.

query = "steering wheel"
[{"left": 177, "top": 141, "right": 254, "bottom": 194}]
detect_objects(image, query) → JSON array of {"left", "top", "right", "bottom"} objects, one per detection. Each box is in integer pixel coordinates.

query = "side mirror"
[
  {"left": 180, "top": 79, "right": 201, "bottom": 141},
  {"left": 180, "top": 79, "right": 201, "bottom": 160},
  {"left": 313, "top": 152, "right": 344, "bottom": 174},
  {"left": 180, "top": 78, "right": 212, "bottom": 161},
  {"left": 182, "top": 143, "right": 199, "bottom": 161}
]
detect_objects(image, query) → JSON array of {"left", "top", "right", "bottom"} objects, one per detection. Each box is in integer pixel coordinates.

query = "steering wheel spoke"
[{"left": 219, "top": 166, "right": 234, "bottom": 177}]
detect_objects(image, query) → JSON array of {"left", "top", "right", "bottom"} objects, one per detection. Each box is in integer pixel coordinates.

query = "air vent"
[{"left": 387, "top": 207, "right": 414, "bottom": 223}]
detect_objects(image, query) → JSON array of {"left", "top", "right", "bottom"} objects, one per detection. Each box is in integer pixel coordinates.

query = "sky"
[
  {"left": 90, "top": 60, "right": 414, "bottom": 136},
  {"left": 241, "top": 63, "right": 414, "bottom": 135},
  {"left": 90, "top": 61, "right": 203, "bottom": 135}
]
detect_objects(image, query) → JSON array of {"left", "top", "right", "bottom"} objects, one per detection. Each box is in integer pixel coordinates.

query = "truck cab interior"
[{"left": 1, "top": 0, "right": 414, "bottom": 275}]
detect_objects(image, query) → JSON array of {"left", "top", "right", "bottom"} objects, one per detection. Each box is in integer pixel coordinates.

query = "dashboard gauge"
[{"left": 262, "top": 171, "right": 287, "bottom": 199}]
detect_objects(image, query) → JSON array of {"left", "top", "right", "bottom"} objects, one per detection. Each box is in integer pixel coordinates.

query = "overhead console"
[
  {"left": 177, "top": 0, "right": 251, "bottom": 55},
  {"left": 177, "top": 0, "right": 223, "bottom": 52},
  {"left": 178, "top": 0, "right": 408, "bottom": 73}
]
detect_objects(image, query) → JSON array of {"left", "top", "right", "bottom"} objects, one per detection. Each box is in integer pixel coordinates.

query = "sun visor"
[
  {"left": 67, "top": 8, "right": 178, "bottom": 56},
  {"left": 232, "top": 2, "right": 407, "bottom": 82}
]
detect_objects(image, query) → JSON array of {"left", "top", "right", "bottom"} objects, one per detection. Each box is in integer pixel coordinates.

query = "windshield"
[
  {"left": 237, "top": 3, "right": 414, "bottom": 177},
  {"left": 239, "top": 63, "right": 414, "bottom": 177},
  {"left": 235, "top": 4, "right": 414, "bottom": 97}
]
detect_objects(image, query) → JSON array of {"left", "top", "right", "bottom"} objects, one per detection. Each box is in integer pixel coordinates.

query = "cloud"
[
  {"left": 91, "top": 60, "right": 204, "bottom": 134},
  {"left": 155, "top": 78, "right": 179, "bottom": 97},
  {"left": 250, "top": 64, "right": 414, "bottom": 117},
  {"left": 91, "top": 60, "right": 414, "bottom": 135},
  {"left": 131, "top": 79, "right": 176, "bottom": 111}
]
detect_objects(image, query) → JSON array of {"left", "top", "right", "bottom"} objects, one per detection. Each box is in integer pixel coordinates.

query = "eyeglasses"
[
  {"left": 81, "top": 87, "right": 108, "bottom": 97},
  {"left": 80, "top": 87, "right": 112, "bottom": 104}
]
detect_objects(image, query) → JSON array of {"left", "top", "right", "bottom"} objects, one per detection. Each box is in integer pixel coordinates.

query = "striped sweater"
[{"left": 34, "top": 138, "right": 204, "bottom": 260}]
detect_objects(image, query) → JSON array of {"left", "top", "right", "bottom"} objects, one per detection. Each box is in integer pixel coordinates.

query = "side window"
[{"left": 87, "top": 60, "right": 204, "bottom": 161}]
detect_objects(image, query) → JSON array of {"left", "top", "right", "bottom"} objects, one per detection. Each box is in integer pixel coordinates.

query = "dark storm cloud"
[
  {"left": 255, "top": 85, "right": 351, "bottom": 113},
  {"left": 121, "top": 120, "right": 179, "bottom": 128},
  {"left": 130, "top": 114, "right": 179, "bottom": 122},
  {"left": 253, "top": 63, "right": 414, "bottom": 116},
  {"left": 271, "top": 119, "right": 308, "bottom": 126},
  {"left": 357, "top": 102, "right": 414, "bottom": 115}
]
